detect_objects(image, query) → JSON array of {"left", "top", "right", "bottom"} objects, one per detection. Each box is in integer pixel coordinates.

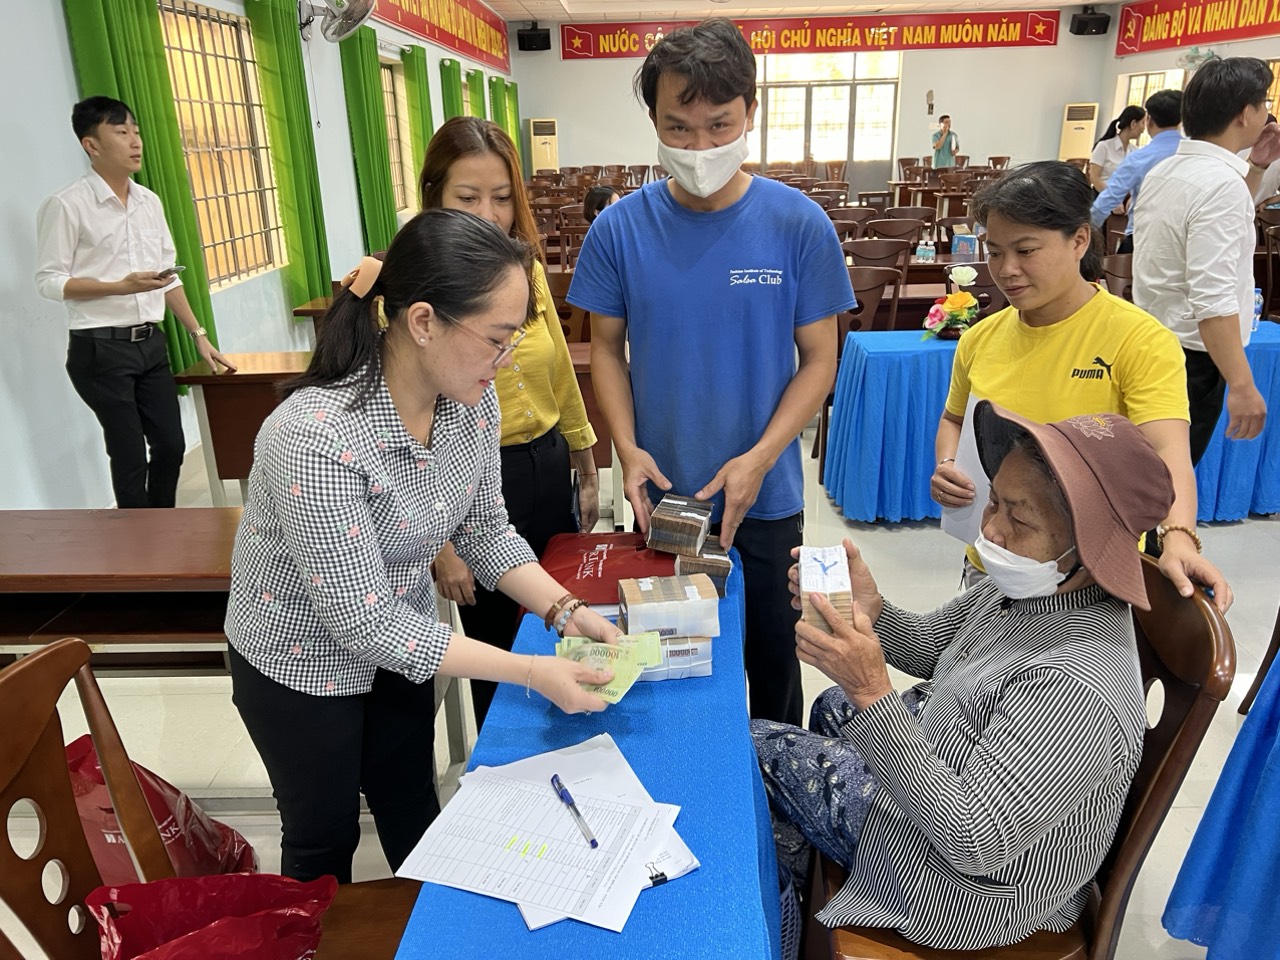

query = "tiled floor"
[{"left": 7, "top": 427, "right": 1275, "bottom": 958}]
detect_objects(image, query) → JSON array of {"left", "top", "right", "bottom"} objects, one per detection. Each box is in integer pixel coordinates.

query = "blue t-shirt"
[{"left": 568, "top": 177, "right": 856, "bottom": 522}]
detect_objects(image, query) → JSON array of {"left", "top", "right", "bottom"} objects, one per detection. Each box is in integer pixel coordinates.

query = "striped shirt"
[
  {"left": 818, "top": 579, "right": 1145, "bottom": 950},
  {"left": 225, "top": 370, "right": 536, "bottom": 696}
]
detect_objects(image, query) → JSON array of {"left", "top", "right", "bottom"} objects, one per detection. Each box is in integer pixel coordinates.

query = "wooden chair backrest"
[
  {"left": 1065, "top": 157, "right": 1090, "bottom": 172},
  {"left": 811, "top": 189, "right": 849, "bottom": 206},
  {"left": 0, "top": 639, "right": 175, "bottom": 960},
  {"left": 544, "top": 270, "right": 590, "bottom": 341},
  {"left": 823, "top": 160, "right": 847, "bottom": 182},
  {"left": 944, "top": 261, "right": 1007, "bottom": 320},
  {"left": 555, "top": 203, "right": 585, "bottom": 230},
  {"left": 558, "top": 224, "right": 591, "bottom": 272},
  {"left": 845, "top": 266, "right": 903, "bottom": 333},
  {"left": 954, "top": 154, "right": 970, "bottom": 168},
  {"left": 867, "top": 218, "right": 927, "bottom": 244},
  {"left": 936, "top": 216, "right": 976, "bottom": 245},
  {"left": 988, "top": 155, "right": 1012, "bottom": 169},
  {"left": 886, "top": 206, "right": 936, "bottom": 225},
  {"left": 828, "top": 207, "right": 879, "bottom": 225},
  {"left": 829, "top": 221, "right": 864, "bottom": 243},
  {"left": 559, "top": 166, "right": 582, "bottom": 176},
  {"left": 815, "top": 181, "right": 849, "bottom": 192},
  {"left": 903, "top": 165, "right": 928, "bottom": 183},
  {"left": 626, "top": 164, "right": 651, "bottom": 185},
  {"left": 896, "top": 157, "right": 918, "bottom": 178},
  {"left": 809, "top": 194, "right": 833, "bottom": 210},
  {"left": 842, "top": 238, "right": 911, "bottom": 272},
  {"left": 1101, "top": 254, "right": 1134, "bottom": 303}
]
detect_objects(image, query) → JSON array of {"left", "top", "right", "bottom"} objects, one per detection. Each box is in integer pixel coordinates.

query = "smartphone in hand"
[{"left": 158, "top": 265, "right": 186, "bottom": 279}]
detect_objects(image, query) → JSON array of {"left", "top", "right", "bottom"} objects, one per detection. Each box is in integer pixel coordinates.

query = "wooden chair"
[
  {"left": 812, "top": 189, "right": 849, "bottom": 206},
  {"left": 534, "top": 168, "right": 562, "bottom": 186},
  {"left": 902, "top": 165, "right": 928, "bottom": 184},
  {"left": 1103, "top": 212, "right": 1129, "bottom": 255},
  {"left": 843, "top": 238, "right": 911, "bottom": 272},
  {"left": 809, "top": 194, "right": 834, "bottom": 210},
  {"left": 627, "top": 164, "right": 651, "bottom": 186},
  {"left": 953, "top": 154, "right": 969, "bottom": 169},
  {"left": 815, "top": 181, "right": 849, "bottom": 192},
  {"left": 559, "top": 223, "right": 591, "bottom": 272},
  {"left": 603, "top": 164, "right": 626, "bottom": 178},
  {"left": 1065, "top": 158, "right": 1090, "bottom": 172},
  {"left": 545, "top": 270, "right": 591, "bottom": 342},
  {"left": 741, "top": 161, "right": 761, "bottom": 174},
  {"left": 581, "top": 165, "right": 603, "bottom": 178},
  {"left": 792, "top": 177, "right": 819, "bottom": 192},
  {"left": 1239, "top": 601, "right": 1280, "bottom": 715},
  {"left": 988, "top": 155, "right": 1012, "bottom": 170},
  {"left": 559, "top": 165, "right": 582, "bottom": 177},
  {"left": 1262, "top": 223, "right": 1280, "bottom": 322},
  {"left": 1101, "top": 254, "right": 1134, "bottom": 303},
  {"left": 653, "top": 164, "right": 669, "bottom": 180},
  {"left": 814, "top": 266, "right": 903, "bottom": 483},
  {"left": 896, "top": 158, "right": 918, "bottom": 179},
  {"left": 0, "top": 638, "right": 425, "bottom": 960},
  {"left": 823, "top": 160, "right": 847, "bottom": 182},
  {"left": 805, "top": 554, "right": 1235, "bottom": 960},
  {"left": 555, "top": 203, "right": 585, "bottom": 230},
  {"left": 829, "top": 206, "right": 880, "bottom": 225},
  {"left": 766, "top": 166, "right": 795, "bottom": 178},
  {"left": 886, "top": 206, "right": 937, "bottom": 235},
  {"left": 829, "top": 220, "right": 864, "bottom": 243},
  {"left": 936, "top": 216, "right": 976, "bottom": 247},
  {"left": 0, "top": 638, "right": 176, "bottom": 960},
  {"left": 944, "top": 261, "right": 1008, "bottom": 319},
  {"left": 867, "top": 218, "right": 927, "bottom": 245}
]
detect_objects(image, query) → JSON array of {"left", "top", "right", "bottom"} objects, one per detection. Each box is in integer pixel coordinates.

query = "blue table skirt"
[
  {"left": 395, "top": 561, "right": 783, "bottom": 960},
  {"left": 1163, "top": 647, "right": 1280, "bottom": 957},
  {"left": 825, "top": 324, "right": 1280, "bottom": 524}
]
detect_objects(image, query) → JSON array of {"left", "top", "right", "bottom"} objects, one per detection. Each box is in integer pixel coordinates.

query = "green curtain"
[
  {"left": 244, "top": 0, "right": 332, "bottom": 312},
  {"left": 466, "top": 69, "right": 486, "bottom": 119},
  {"left": 505, "top": 81, "right": 522, "bottom": 158},
  {"left": 339, "top": 26, "right": 397, "bottom": 254},
  {"left": 439, "top": 59, "right": 464, "bottom": 121},
  {"left": 488, "top": 76, "right": 508, "bottom": 133},
  {"left": 401, "top": 45, "right": 434, "bottom": 178},
  {"left": 62, "top": 0, "right": 218, "bottom": 375}
]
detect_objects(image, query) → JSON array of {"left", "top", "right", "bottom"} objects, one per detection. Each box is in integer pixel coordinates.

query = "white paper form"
[
  {"left": 941, "top": 394, "right": 990, "bottom": 546},
  {"left": 397, "top": 736, "right": 663, "bottom": 932}
]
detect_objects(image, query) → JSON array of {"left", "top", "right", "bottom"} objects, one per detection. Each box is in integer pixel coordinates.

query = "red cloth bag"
[
  {"left": 536, "top": 532, "right": 675, "bottom": 611},
  {"left": 86, "top": 874, "right": 336, "bottom": 960},
  {"left": 66, "top": 734, "right": 257, "bottom": 885}
]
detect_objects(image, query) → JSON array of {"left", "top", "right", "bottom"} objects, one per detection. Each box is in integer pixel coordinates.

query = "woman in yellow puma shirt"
[{"left": 930, "top": 161, "right": 1232, "bottom": 611}]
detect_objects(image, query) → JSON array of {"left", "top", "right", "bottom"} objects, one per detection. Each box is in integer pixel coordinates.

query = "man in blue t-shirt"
[{"left": 569, "top": 19, "right": 856, "bottom": 725}]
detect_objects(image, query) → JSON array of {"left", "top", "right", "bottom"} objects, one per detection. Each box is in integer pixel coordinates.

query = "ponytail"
[
  {"left": 282, "top": 284, "right": 382, "bottom": 401},
  {"left": 1095, "top": 105, "right": 1146, "bottom": 146}
]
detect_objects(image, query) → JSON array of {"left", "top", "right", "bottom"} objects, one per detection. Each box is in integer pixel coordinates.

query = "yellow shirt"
[
  {"left": 945, "top": 287, "right": 1188, "bottom": 567},
  {"left": 495, "top": 260, "right": 597, "bottom": 451}
]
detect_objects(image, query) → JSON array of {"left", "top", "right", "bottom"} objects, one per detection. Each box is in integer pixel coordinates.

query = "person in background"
[
  {"left": 932, "top": 115, "right": 959, "bottom": 169},
  {"left": 571, "top": 19, "right": 854, "bottom": 726},
  {"left": 418, "top": 117, "right": 599, "bottom": 728},
  {"left": 1251, "top": 115, "right": 1280, "bottom": 205},
  {"left": 757, "top": 403, "right": 1173, "bottom": 951},
  {"left": 1088, "top": 105, "right": 1146, "bottom": 193},
  {"left": 35, "top": 96, "right": 235, "bottom": 508},
  {"left": 1133, "top": 57, "right": 1280, "bottom": 465},
  {"left": 929, "top": 161, "right": 1231, "bottom": 612},
  {"left": 225, "top": 209, "right": 621, "bottom": 884},
  {"left": 584, "top": 184, "right": 622, "bottom": 224},
  {"left": 1091, "top": 91, "right": 1183, "bottom": 255}
]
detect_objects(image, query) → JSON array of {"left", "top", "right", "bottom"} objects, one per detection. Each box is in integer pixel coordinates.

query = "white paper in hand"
[{"left": 940, "top": 394, "right": 990, "bottom": 546}]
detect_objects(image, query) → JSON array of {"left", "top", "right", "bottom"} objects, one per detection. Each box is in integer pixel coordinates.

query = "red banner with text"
[
  {"left": 374, "top": 0, "right": 510, "bottom": 72},
  {"left": 1115, "top": 0, "right": 1280, "bottom": 55},
  {"left": 561, "top": 11, "right": 1059, "bottom": 60}
]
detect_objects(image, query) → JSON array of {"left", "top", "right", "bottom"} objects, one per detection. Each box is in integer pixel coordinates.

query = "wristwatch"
[{"left": 189, "top": 326, "right": 208, "bottom": 340}]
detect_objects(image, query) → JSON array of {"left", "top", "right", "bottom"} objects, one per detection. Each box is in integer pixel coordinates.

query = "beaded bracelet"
[
  {"left": 554, "top": 599, "right": 589, "bottom": 637},
  {"left": 1158, "top": 524, "right": 1203, "bottom": 554}
]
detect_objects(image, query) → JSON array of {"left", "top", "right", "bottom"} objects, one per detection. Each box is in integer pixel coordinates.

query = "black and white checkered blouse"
[{"left": 225, "top": 370, "right": 536, "bottom": 696}]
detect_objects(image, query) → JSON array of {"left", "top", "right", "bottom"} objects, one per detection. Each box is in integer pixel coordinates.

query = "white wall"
[
  {"left": 896, "top": 32, "right": 1112, "bottom": 166},
  {"left": 1100, "top": 36, "right": 1279, "bottom": 118}
]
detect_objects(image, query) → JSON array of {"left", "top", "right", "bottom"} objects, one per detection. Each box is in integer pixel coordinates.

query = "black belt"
[{"left": 70, "top": 324, "right": 158, "bottom": 342}]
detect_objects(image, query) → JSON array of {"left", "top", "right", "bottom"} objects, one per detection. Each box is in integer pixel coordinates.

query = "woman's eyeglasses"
[{"left": 445, "top": 315, "right": 527, "bottom": 366}]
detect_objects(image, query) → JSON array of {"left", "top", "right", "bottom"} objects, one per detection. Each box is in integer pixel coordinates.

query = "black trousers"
[
  {"left": 713, "top": 512, "right": 805, "bottom": 727},
  {"left": 1116, "top": 234, "right": 1134, "bottom": 255},
  {"left": 1184, "top": 347, "right": 1227, "bottom": 466},
  {"left": 65, "top": 331, "right": 184, "bottom": 508},
  {"left": 459, "top": 427, "right": 577, "bottom": 728},
  {"left": 228, "top": 646, "right": 440, "bottom": 883}
]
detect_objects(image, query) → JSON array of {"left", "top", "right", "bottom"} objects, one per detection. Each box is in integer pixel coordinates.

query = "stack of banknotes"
[
  {"left": 798, "top": 545, "right": 854, "bottom": 634},
  {"left": 555, "top": 632, "right": 662, "bottom": 703},
  {"left": 647, "top": 495, "right": 714, "bottom": 557}
]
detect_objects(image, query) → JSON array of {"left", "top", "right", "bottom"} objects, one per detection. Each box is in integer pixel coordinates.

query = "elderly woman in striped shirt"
[{"left": 753, "top": 401, "right": 1175, "bottom": 951}]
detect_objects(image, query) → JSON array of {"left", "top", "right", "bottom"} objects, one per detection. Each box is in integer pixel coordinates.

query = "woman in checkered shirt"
[{"left": 225, "top": 209, "right": 620, "bottom": 883}]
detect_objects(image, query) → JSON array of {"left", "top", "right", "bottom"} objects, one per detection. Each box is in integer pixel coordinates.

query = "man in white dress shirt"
[
  {"left": 36, "top": 97, "right": 234, "bottom": 507},
  {"left": 1133, "top": 58, "right": 1280, "bottom": 464}
]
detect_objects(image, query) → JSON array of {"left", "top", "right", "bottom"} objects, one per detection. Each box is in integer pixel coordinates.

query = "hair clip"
[{"left": 340, "top": 256, "right": 384, "bottom": 300}]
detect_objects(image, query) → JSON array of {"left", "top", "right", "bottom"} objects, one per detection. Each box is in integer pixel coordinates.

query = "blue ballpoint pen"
[{"left": 551, "top": 774, "right": 599, "bottom": 849}]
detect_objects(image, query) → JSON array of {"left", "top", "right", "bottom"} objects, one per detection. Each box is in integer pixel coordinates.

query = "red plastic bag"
[
  {"left": 86, "top": 873, "right": 336, "bottom": 960},
  {"left": 66, "top": 735, "right": 257, "bottom": 885}
]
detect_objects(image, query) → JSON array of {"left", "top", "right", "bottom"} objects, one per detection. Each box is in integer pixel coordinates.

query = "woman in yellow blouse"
[{"left": 419, "top": 117, "right": 599, "bottom": 725}]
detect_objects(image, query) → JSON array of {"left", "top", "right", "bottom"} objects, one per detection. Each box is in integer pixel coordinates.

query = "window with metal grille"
[
  {"left": 1120, "top": 69, "right": 1184, "bottom": 147},
  {"left": 1268, "top": 60, "right": 1280, "bottom": 115},
  {"left": 159, "top": 0, "right": 284, "bottom": 286},
  {"left": 380, "top": 63, "right": 409, "bottom": 211}
]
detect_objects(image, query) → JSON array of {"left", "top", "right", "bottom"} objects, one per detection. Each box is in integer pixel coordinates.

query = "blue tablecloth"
[
  {"left": 824, "top": 324, "right": 1280, "bottom": 523},
  {"left": 1163, "top": 636, "right": 1280, "bottom": 957},
  {"left": 395, "top": 561, "right": 783, "bottom": 959}
]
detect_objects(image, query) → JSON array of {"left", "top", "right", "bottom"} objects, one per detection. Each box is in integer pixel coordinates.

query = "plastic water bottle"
[
  {"left": 914, "top": 239, "right": 927, "bottom": 261},
  {"left": 1255, "top": 287, "right": 1264, "bottom": 332},
  {"left": 924, "top": 241, "right": 936, "bottom": 263}
]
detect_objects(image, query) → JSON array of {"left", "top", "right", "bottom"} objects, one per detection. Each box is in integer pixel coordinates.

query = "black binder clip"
[{"left": 646, "top": 862, "right": 668, "bottom": 886}]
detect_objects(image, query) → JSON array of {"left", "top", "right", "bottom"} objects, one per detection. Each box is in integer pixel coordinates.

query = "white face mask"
[
  {"left": 656, "top": 122, "right": 749, "bottom": 199},
  {"left": 974, "top": 529, "right": 1077, "bottom": 600}
]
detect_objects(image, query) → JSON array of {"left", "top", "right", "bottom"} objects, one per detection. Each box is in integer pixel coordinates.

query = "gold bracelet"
[
  {"left": 1158, "top": 524, "right": 1202, "bottom": 554},
  {"left": 525, "top": 654, "right": 535, "bottom": 698}
]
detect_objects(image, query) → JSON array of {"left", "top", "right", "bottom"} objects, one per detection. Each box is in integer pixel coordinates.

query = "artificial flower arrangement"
[{"left": 922, "top": 265, "right": 980, "bottom": 340}]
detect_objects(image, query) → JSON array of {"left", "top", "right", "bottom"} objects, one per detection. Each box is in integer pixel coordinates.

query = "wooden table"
[
  {"left": 0, "top": 508, "right": 241, "bottom": 668},
  {"left": 175, "top": 352, "right": 310, "bottom": 507},
  {"left": 876, "top": 283, "right": 949, "bottom": 331},
  {"left": 904, "top": 253, "right": 962, "bottom": 286},
  {"left": 293, "top": 295, "right": 332, "bottom": 319}
]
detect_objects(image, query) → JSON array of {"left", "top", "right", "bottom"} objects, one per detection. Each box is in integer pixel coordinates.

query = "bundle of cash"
[
  {"left": 674, "top": 539, "right": 731, "bottom": 597},
  {"left": 618, "top": 574, "right": 720, "bottom": 639},
  {"left": 554, "top": 632, "right": 661, "bottom": 703},
  {"left": 634, "top": 635, "right": 713, "bottom": 681},
  {"left": 647, "top": 495, "right": 714, "bottom": 557},
  {"left": 798, "top": 545, "right": 854, "bottom": 635}
]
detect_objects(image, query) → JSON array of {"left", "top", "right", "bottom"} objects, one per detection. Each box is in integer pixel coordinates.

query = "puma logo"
[
  {"left": 1092, "top": 356, "right": 1114, "bottom": 379},
  {"left": 1070, "top": 356, "right": 1114, "bottom": 381}
]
